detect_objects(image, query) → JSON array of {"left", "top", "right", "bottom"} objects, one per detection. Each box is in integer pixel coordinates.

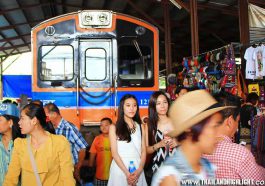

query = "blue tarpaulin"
[{"left": 2, "top": 75, "right": 32, "bottom": 98}]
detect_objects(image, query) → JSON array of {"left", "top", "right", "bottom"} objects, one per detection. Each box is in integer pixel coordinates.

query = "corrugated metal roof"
[{"left": 0, "top": 0, "right": 264, "bottom": 59}]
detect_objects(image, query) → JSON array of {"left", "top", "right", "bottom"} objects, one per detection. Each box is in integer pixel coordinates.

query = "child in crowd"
[
  {"left": 80, "top": 166, "right": 95, "bottom": 186},
  {"left": 88, "top": 118, "right": 112, "bottom": 186},
  {"left": 175, "top": 85, "right": 188, "bottom": 98}
]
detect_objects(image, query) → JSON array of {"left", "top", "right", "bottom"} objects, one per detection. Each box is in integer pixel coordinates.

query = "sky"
[{"left": 2, "top": 52, "right": 32, "bottom": 75}]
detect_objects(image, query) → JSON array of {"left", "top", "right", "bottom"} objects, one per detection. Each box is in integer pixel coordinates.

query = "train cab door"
[{"left": 78, "top": 39, "right": 114, "bottom": 125}]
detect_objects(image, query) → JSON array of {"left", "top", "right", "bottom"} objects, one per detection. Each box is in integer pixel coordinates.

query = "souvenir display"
[{"left": 178, "top": 45, "right": 238, "bottom": 95}]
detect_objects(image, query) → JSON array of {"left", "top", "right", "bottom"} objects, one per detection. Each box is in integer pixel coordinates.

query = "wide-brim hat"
[{"left": 168, "top": 90, "right": 234, "bottom": 137}]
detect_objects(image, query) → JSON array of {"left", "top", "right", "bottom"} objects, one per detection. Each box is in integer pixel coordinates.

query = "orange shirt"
[{"left": 90, "top": 134, "right": 112, "bottom": 180}]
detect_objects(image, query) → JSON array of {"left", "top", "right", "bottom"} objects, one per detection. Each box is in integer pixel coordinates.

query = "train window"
[
  {"left": 39, "top": 45, "right": 74, "bottom": 81},
  {"left": 118, "top": 45, "right": 152, "bottom": 80},
  {"left": 85, "top": 48, "right": 107, "bottom": 81}
]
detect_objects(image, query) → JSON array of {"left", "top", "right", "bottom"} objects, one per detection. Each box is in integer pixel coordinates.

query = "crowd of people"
[{"left": 0, "top": 87, "right": 265, "bottom": 186}]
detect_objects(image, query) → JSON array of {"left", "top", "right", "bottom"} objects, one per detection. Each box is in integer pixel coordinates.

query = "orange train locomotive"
[{"left": 32, "top": 10, "right": 159, "bottom": 127}]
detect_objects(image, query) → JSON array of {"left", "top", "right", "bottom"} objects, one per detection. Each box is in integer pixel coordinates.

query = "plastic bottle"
[
  {"left": 128, "top": 161, "right": 136, "bottom": 173},
  {"left": 164, "top": 130, "right": 173, "bottom": 152}
]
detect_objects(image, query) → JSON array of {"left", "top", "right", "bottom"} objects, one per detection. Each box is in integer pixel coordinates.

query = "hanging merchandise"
[
  {"left": 179, "top": 44, "right": 239, "bottom": 94},
  {"left": 219, "top": 45, "right": 238, "bottom": 95},
  {"left": 244, "top": 43, "right": 265, "bottom": 80},
  {"left": 237, "top": 69, "right": 248, "bottom": 101},
  {"left": 244, "top": 45, "right": 257, "bottom": 79},
  {"left": 251, "top": 115, "right": 265, "bottom": 167},
  {"left": 253, "top": 44, "right": 265, "bottom": 78},
  {"left": 248, "top": 83, "right": 260, "bottom": 96}
]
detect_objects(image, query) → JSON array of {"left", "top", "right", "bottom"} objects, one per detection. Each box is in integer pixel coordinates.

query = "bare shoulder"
[
  {"left": 160, "top": 175, "right": 179, "bottom": 186},
  {"left": 109, "top": 124, "right": 116, "bottom": 130},
  {"left": 109, "top": 124, "right": 117, "bottom": 135}
]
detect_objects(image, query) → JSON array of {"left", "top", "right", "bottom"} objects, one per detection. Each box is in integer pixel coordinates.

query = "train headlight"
[
  {"left": 98, "top": 13, "right": 108, "bottom": 23},
  {"left": 79, "top": 11, "right": 112, "bottom": 28},
  {"left": 84, "top": 14, "right": 93, "bottom": 23}
]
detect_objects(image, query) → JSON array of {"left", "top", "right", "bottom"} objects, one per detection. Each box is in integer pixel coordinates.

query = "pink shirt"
[{"left": 203, "top": 135, "right": 265, "bottom": 180}]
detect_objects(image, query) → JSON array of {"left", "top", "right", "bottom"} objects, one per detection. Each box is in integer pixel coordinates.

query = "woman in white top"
[{"left": 108, "top": 94, "right": 147, "bottom": 186}]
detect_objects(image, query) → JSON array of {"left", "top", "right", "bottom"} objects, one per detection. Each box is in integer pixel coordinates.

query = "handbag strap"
[{"left": 27, "top": 137, "right": 43, "bottom": 186}]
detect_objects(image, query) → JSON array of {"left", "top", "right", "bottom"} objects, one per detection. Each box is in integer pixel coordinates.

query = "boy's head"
[
  {"left": 175, "top": 86, "right": 188, "bottom": 98},
  {"left": 100, "top": 117, "right": 112, "bottom": 134},
  {"left": 80, "top": 166, "right": 95, "bottom": 183},
  {"left": 246, "top": 92, "right": 259, "bottom": 106}
]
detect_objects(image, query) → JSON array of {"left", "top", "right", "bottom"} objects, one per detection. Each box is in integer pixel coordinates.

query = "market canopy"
[{"left": 249, "top": 3, "right": 265, "bottom": 42}]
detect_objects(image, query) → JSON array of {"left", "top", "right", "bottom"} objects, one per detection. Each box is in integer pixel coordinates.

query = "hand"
[
  {"left": 158, "top": 139, "right": 167, "bottom": 148},
  {"left": 130, "top": 168, "right": 142, "bottom": 185},
  {"left": 73, "top": 166, "right": 81, "bottom": 182},
  {"left": 168, "top": 137, "right": 178, "bottom": 148},
  {"left": 126, "top": 172, "right": 135, "bottom": 185},
  {"left": 75, "top": 162, "right": 82, "bottom": 170}
]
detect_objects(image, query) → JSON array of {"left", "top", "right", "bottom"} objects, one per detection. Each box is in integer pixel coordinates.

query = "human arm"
[
  {"left": 160, "top": 176, "right": 179, "bottom": 186},
  {"left": 131, "top": 124, "right": 147, "bottom": 184},
  {"left": 88, "top": 153, "right": 96, "bottom": 167},
  {"left": 88, "top": 138, "right": 97, "bottom": 167},
  {"left": 143, "top": 123, "right": 166, "bottom": 154},
  {"left": 76, "top": 149, "right": 86, "bottom": 169},
  {"left": 3, "top": 139, "right": 22, "bottom": 186},
  {"left": 109, "top": 124, "right": 133, "bottom": 183},
  {"left": 70, "top": 126, "right": 88, "bottom": 166},
  {"left": 69, "top": 126, "right": 88, "bottom": 180}
]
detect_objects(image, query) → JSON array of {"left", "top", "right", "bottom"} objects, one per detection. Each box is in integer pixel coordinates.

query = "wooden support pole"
[
  {"left": 163, "top": 0, "right": 172, "bottom": 75},
  {"left": 190, "top": 0, "right": 199, "bottom": 56},
  {"left": 238, "top": 0, "right": 250, "bottom": 80},
  {"left": 238, "top": 0, "right": 249, "bottom": 45}
]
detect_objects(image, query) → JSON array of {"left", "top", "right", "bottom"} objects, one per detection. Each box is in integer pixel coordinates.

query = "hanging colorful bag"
[{"left": 237, "top": 69, "right": 248, "bottom": 101}]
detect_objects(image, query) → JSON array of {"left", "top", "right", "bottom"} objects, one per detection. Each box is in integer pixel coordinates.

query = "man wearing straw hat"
[
  {"left": 204, "top": 91, "right": 265, "bottom": 180},
  {"left": 152, "top": 90, "right": 233, "bottom": 186}
]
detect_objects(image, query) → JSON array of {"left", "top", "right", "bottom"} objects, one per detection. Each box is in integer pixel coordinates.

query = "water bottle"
[
  {"left": 128, "top": 161, "right": 136, "bottom": 173},
  {"left": 164, "top": 130, "right": 173, "bottom": 152}
]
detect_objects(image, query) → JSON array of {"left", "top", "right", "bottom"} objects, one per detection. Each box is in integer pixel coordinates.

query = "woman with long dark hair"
[
  {"left": 144, "top": 91, "right": 178, "bottom": 182},
  {"left": 108, "top": 94, "right": 147, "bottom": 186},
  {"left": 152, "top": 90, "right": 232, "bottom": 186},
  {"left": 0, "top": 103, "right": 25, "bottom": 185},
  {"left": 3, "top": 103, "right": 75, "bottom": 186}
]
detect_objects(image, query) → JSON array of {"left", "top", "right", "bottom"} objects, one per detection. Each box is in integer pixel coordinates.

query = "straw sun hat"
[{"left": 168, "top": 90, "right": 233, "bottom": 137}]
